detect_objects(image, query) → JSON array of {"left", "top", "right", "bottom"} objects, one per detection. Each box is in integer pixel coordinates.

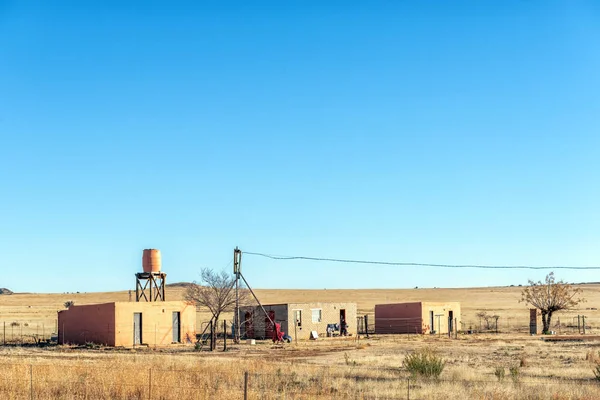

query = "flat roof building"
[
  {"left": 375, "top": 302, "right": 461, "bottom": 335},
  {"left": 240, "top": 302, "right": 357, "bottom": 340},
  {"left": 58, "top": 301, "right": 196, "bottom": 347}
]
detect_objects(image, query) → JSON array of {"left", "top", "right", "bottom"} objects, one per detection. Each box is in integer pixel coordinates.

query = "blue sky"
[{"left": 1, "top": 1, "right": 599, "bottom": 293}]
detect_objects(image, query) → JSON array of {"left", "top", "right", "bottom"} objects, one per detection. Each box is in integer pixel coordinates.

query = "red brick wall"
[{"left": 58, "top": 303, "right": 116, "bottom": 346}]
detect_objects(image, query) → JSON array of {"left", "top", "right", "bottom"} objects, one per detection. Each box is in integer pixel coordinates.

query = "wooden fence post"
[
  {"left": 30, "top": 364, "right": 33, "bottom": 400},
  {"left": 209, "top": 320, "right": 214, "bottom": 351},
  {"left": 148, "top": 368, "right": 152, "bottom": 400},
  {"left": 223, "top": 320, "right": 227, "bottom": 351}
]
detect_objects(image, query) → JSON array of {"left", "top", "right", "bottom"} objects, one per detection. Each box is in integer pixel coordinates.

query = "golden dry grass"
[{"left": 1, "top": 334, "right": 600, "bottom": 399}]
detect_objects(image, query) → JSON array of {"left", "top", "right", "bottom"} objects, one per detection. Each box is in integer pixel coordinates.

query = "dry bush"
[
  {"left": 585, "top": 351, "right": 600, "bottom": 363},
  {"left": 494, "top": 366, "right": 505, "bottom": 382},
  {"left": 403, "top": 347, "right": 445, "bottom": 379}
]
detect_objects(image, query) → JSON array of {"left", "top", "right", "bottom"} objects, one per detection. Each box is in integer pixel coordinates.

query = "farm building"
[
  {"left": 56, "top": 249, "right": 197, "bottom": 347},
  {"left": 375, "top": 302, "right": 461, "bottom": 335},
  {"left": 240, "top": 302, "right": 357, "bottom": 340},
  {"left": 58, "top": 301, "right": 196, "bottom": 347}
]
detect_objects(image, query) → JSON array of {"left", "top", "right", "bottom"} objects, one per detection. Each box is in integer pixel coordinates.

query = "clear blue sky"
[{"left": 1, "top": 1, "right": 599, "bottom": 293}]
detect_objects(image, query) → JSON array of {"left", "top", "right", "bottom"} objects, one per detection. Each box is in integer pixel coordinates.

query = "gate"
[{"left": 264, "top": 311, "right": 275, "bottom": 339}]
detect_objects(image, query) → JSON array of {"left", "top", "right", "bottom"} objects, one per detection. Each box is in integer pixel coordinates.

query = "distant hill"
[
  {"left": 0, "top": 288, "right": 14, "bottom": 295},
  {"left": 166, "top": 282, "right": 193, "bottom": 288}
]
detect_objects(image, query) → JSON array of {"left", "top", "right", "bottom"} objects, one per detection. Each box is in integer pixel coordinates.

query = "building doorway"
[
  {"left": 340, "top": 309, "right": 347, "bottom": 335},
  {"left": 429, "top": 311, "right": 434, "bottom": 334},
  {"left": 448, "top": 311, "right": 454, "bottom": 334},
  {"left": 172, "top": 312, "right": 181, "bottom": 343},
  {"left": 134, "top": 313, "right": 142, "bottom": 345}
]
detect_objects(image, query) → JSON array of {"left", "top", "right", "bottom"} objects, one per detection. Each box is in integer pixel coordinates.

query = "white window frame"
[{"left": 311, "top": 308, "right": 322, "bottom": 323}]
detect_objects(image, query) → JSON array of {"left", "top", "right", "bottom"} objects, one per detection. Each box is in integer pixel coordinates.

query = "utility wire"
[{"left": 243, "top": 251, "right": 600, "bottom": 270}]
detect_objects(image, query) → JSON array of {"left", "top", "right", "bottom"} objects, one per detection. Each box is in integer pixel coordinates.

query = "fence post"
[
  {"left": 209, "top": 320, "right": 214, "bottom": 352},
  {"left": 30, "top": 364, "right": 33, "bottom": 400},
  {"left": 583, "top": 316, "right": 586, "bottom": 335},
  {"left": 364, "top": 315, "right": 369, "bottom": 338},
  {"left": 244, "top": 371, "right": 248, "bottom": 400},
  {"left": 148, "top": 368, "right": 152, "bottom": 400},
  {"left": 454, "top": 318, "right": 458, "bottom": 339},
  {"left": 223, "top": 320, "right": 227, "bottom": 351},
  {"left": 406, "top": 377, "right": 410, "bottom": 400}
]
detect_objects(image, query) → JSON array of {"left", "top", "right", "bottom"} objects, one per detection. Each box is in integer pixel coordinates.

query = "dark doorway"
[
  {"left": 340, "top": 309, "right": 347, "bottom": 335},
  {"left": 265, "top": 311, "right": 275, "bottom": 339},
  {"left": 134, "top": 313, "right": 142, "bottom": 345},
  {"left": 429, "top": 311, "right": 434, "bottom": 334},
  {"left": 245, "top": 311, "right": 254, "bottom": 338},
  {"left": 448, "top": 311, "right": 454, "bottom": 334},
  {"left": 172, "top": 312, "right": 181, "bottom": 343}
]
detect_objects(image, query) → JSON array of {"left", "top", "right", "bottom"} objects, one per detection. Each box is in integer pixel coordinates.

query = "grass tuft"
[{"left": 402, "top": 347, "right": 445, "bottom": 379}]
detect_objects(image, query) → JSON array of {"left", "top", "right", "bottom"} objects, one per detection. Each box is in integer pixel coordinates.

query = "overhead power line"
[{"left": 243, "top": 251, "right": 600, "bottom": 270}]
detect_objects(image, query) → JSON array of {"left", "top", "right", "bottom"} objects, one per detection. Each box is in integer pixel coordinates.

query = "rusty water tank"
[{"left": 142, "top": 249, "right": 161, "bottom": 273}]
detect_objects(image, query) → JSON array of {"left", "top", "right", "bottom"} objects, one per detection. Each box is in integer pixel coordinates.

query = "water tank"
[{"left": 142, "top": 249, "right": 161, "bottom": 273}]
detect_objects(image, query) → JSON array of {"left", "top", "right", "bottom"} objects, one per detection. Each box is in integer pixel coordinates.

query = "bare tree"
[
  {"left": 185, "top": 268, "right": 249, "bottom": 323},
  {"left": 475, "top": 311, "right": 493, "bottom": 330},
  {"left": 520, "top": 272, "right": 584, "bottom": 334}
]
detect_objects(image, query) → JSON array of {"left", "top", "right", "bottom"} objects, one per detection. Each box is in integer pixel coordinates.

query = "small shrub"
[
  {"left": 343, "top": 352, "right": 357, "bottom": 366},
  {"left": 64, "top": 301, "right": 75, "bottom": 308},
  {"left": 586, "top": 351, "right": 600, "bottom": 363},
  {"left": 509, "top": 366, "right": 520, "bottom": 382},
  {"left": 519, "top": 355, "right": 527, "bottom": 367},
  {"left": 494, "top": 366, "right": 505, "bottom": 382},
  {"left": 403, "top": 347, "right": 445, "bottom": 379},
  {"left": 10, "top": 322, "right": 19, "bottom": 327},
  {"left": 593, "top": 363, "right": 600, "bottom": 381}
]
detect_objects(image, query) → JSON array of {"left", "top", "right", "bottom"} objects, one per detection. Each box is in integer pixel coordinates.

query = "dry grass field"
[{"left": 2, "top": 284, "right": 600, "bottom": 398}]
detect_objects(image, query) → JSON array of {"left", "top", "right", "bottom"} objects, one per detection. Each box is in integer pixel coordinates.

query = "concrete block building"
[
  {"left": 58, "top": 301, "right": 196, "bottom": 347},
  {"left": 240, "top": 302, "right": 357, "bottom": 340},
  {"left": 375, "top": 302, "right": 461, "bottom": 334}
]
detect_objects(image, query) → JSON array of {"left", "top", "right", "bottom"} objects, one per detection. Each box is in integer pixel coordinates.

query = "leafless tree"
[
  {"left": 476, "top": 311, "right": 493, "bottom": 330},
  {"left": 184, "top": 268, "right": 250, "bottom": 323},
  {"left": 520, "top": 272, "right": 584, "bottom": 334}
]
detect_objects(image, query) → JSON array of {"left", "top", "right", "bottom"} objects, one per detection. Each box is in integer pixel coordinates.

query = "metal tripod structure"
[{"left": 233, "top": 247, "right": 275, "bottom": 343}]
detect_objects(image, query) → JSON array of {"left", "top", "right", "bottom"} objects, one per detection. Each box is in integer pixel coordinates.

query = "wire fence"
[
  {"left": 0, "top": 313, "right": 595, "bottom": 351},
  {"left": 355, "top": 313, "right": 596, "bottom": 337},
  {"left": 0, "top": 321, "right": 57, "bottom": 345},
  {"left": 0, "top": 362, "right": 600, "bottom": 399}
]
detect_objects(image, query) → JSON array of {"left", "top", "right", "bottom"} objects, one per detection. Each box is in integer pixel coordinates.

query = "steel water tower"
[{"left": 135, "top": 249, "right": 166, "bottom": 301}]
